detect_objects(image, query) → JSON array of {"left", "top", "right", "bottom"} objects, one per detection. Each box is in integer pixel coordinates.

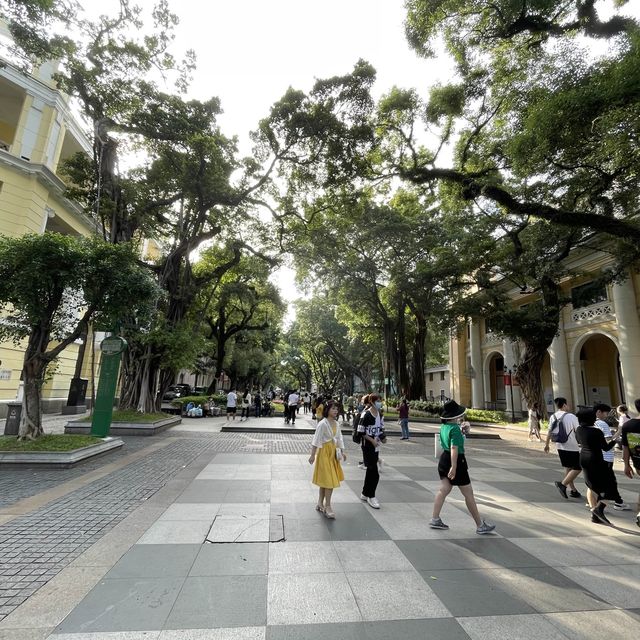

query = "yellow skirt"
[{"left": 312, "top": 439, "right": 345, "bottom": 489}]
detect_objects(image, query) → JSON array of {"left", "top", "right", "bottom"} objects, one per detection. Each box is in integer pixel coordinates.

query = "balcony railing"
[{"left": 570, "top": 301, "right": 614, "bottom": 324}]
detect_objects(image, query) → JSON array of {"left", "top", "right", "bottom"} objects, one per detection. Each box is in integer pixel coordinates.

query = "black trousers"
[
  {"left": 361, "top": 446, "right": 379, "bottom": 498},
  {"left": 606, "top": 461, "right": 624, "bottom": 503}
]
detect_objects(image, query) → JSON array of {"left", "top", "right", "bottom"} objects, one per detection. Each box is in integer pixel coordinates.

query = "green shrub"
[{"left": 465, "top": 409, "right": 508, "bottom": 424}]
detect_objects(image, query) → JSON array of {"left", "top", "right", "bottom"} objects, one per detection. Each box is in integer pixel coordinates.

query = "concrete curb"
[
  {"left": 64, "top": 415, "right": 182, "bottom": 436},
  {"left": 0, "top": 436, "right": 124, "bottom": 467}
]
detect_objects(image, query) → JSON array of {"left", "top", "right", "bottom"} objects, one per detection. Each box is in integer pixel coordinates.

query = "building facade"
[
  {"left": 0, "top": 27, "right": 98, "bottom": 416},
  {"left": 425, "top": 365, "right": 450, "bottom": 402},
  {"left": 449, "top": 252, "right": 640, "bottom": 417}
]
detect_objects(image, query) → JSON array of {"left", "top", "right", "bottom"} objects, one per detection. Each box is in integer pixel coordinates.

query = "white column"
[
  {"left": 19, "top": 97, "right": 45, "bottom": 161},
  {"left": 469, "top": 319, "right": 485, "bottom": 409},
  {"left": 503, "top": 339, "right": 523, "bottom": 415},
  {"left": 611, "top": 274, "right": 640, "bottom": 404},
  {"left": 549, "top": 315, "right": 573, "bottom": 406}
]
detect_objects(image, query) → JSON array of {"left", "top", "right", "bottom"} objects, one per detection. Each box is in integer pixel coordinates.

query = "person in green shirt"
[{"left": 430, "top": 400, "right": 496, "bottom": 535}]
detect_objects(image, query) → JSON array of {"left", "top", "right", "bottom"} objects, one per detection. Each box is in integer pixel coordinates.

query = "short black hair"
[
  {"left": 554, "top": 397, "right": 567, "bottom": 409},
  {"left": 593, "top": 403, "right": 611, "bottom": 414}
]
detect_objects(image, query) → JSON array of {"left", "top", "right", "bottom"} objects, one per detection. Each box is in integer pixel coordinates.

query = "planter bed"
[
  {"left": 65, "top": 415, "right": 181, "bottom": 436},
  {"left": 0, "top": 437, "right": 123, "bottom": 467}
]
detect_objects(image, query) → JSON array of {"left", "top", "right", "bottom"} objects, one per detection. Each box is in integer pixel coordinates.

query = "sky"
[{"left": 165, "top": 0, "right": 450, "bottom": 149}]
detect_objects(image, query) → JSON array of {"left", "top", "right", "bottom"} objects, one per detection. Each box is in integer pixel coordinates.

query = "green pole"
[{"left": 90, "top": 336, "right": 127, "bottom": 437}]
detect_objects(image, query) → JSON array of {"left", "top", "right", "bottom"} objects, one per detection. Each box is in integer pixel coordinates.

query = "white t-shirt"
[
  {"left": 549, "top": 410, "right": 579, "bottom": 451},
  {"left": 288, "top": 393, "right": 300, "bottom": 406},
  {"left": 594, "top": 419, "right": 614, "bottom": 463},
  {"left": 226, "top": 391, "right": 237, "bottom": 408}
]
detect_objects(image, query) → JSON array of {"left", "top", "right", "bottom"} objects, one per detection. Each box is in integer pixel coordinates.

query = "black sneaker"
[
  {"left": 554, "top": 481, "right": 568, "bottom": 499},
  {"left": 591, "top": 514, "right": 605, "bottom": 524},
  {"left": 591, "top": 505, "right": 611, "bottom": 525},
  {"left": 569, "top": 490, "right": 582, "bottom": 499}
]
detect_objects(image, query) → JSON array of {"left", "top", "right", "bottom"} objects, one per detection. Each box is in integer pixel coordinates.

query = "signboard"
[
  {"left": 91, "top": 336, "right": 127, "bottom": 437},
  {"left": 100, "top": 336, "right": 127, "bottom": 355}
]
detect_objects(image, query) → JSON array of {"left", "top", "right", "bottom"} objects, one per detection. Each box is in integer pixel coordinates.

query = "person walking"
[
  {"left": 544, "top": 397, "right": 583, "bottom": 499},
  {"left": 240, "top": 389, "right": 252, "bottom": 421},
  {"left": 308, "top": 401, "right": 346, "bottom": 519},
  {"left": 430, "top": 400, "right": 496, "bottom": 534},
  {"left": 398, "top": 398, "right": 410, "bottom": 440},
  {"left": 357, "top": 393, "right": 386, "bottom": 509},
  {"left": 226, "top": 389, "right": 237, "bottom": 421},
  {"left": 621, "top": 398, "right": 640, "bottom": 528},
  {"left": 528, "top": 402, "right": 542, "bottom": 441},
  {"left": 254, "top": 390, "right": 262, "bottom": 417},
  {"left": 314, "top": 395, "right": 325, "bottom": 423},
  {"left": 575, "top": 408, "right": 620, "bottom": 525},
  {"left": 288, "top": 389, "right": 300, "bottom": 425},
  {"left": 594, "top": 403, "right": 630, "bottom": 511}
]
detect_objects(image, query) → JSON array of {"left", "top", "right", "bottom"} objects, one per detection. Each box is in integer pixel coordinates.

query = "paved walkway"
[{"left": 0, "top": 417, "right": 639, "bottom": 639}]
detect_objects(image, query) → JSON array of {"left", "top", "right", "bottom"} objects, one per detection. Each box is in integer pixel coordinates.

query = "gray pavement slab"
[
  {"left": 164, "top": 575, "right": 268, "bottom": 630},
  {"left": 54, "top": 577, "right": 185, "bottom": 633}
]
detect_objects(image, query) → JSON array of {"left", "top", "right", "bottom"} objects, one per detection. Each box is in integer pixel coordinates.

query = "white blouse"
[{"left": 311, "top": 417, "right": 345, "bottom": 450}]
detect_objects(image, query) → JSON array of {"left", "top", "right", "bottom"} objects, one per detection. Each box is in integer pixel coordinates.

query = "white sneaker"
[
  {"left": 358, "top": 462, "right": 366, "bottom": 470},
  {"left": 360, "top": 493, "right": 368, "bottom": 501},
  {"left": 613, "top": 502, "right": 631, "bottom": 511},
  {"left": 367, "top": 497, "right": 380, "bottom": 509}
]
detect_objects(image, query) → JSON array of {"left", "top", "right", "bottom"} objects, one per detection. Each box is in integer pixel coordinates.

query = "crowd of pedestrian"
[
  {"left": 222, "top": 383, "right": 639, "bottom": 532},
  {"left": 544, "top": 397, "right": 638, "bottom": 527}
]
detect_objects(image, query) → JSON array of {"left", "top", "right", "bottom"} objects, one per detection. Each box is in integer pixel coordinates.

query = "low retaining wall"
[
  {"left": 0, "top": 437, "right": 124, "bottom": 467},
  {"left": 65, "top": 416, "right": 182, "bottom": 436}
]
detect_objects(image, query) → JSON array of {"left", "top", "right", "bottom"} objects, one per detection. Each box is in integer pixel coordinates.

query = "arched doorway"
[
  {"left": 573, "top": 333, "right": 623, "bottom": 409},
  {"left": 484, "top": 351, "right": 505, "bottom": 410}
]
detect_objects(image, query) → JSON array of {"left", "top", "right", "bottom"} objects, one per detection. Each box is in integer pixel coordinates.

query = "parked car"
[{"left": 162, "top": 384, "right": 192, "bottom": 402}]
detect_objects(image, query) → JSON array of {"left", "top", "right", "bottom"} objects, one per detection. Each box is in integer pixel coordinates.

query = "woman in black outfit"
[
  {"left": 357, "top": 393, "right": 386, "bottom": 509},
  {"left": 576, "top": 408, "right": 619, "bottom": 525}
]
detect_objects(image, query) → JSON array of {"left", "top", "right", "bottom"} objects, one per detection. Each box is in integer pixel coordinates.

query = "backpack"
[
  {"left": 549, "top": 414, "right": 569, "bottom": 444},
  {"left": 352, "top": 411, "right": 362, "bottom": 444}
]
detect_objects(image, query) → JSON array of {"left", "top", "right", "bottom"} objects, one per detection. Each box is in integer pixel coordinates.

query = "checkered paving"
[{"left": 34, "top": 439, "right": 640, "bottom": 640}]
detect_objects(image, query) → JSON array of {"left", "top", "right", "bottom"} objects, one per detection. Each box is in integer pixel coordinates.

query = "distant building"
[{"left": 425, "top": 365, "right": 450, "bottom": 402}]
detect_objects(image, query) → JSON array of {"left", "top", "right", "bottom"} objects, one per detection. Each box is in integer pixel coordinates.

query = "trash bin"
[{"left": 4, "top": 402, "right": 22, "bottom": 435}]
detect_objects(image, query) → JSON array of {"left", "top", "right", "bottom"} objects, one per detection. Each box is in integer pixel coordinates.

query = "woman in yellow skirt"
[{"left": 309, "top": 400, "right": 346, "bottom": 519}]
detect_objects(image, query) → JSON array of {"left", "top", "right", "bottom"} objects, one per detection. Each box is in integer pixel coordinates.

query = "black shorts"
[
  {"left": 226, "top": 406, "right": 237, "bottom": 414},
  {"left": 438, "top": 450, "right": 471, "bottom": 486},
  {"left": 558, "top": 449, "right": 581, "bottom": 471}
]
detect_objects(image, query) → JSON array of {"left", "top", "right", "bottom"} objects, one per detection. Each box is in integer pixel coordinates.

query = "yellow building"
[
  {"left": 0, "top": 26, "right": 98, "bottom": 417},
  {"left": 449, "top": 249, "right": 640, "bottom": 416}
]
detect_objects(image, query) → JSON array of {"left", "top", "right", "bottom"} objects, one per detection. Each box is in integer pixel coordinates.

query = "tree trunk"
[
  {"left": 397, "top": 300, "right": 410, "bottom": 398},
  {"left": 18, "top": 331, "right": 49, "bottom": 439},
  {"left": 515, "top": 342, "right": 547, "bottom": 416},
  {"left": 514, "top": 277, "right": 562, "bottom": 416},
  {"left": 409, "top": 312, "right": 427, "bottom": 400},
  {"left": 119, "top": 342, "right": 160, "bottom": 413}
]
